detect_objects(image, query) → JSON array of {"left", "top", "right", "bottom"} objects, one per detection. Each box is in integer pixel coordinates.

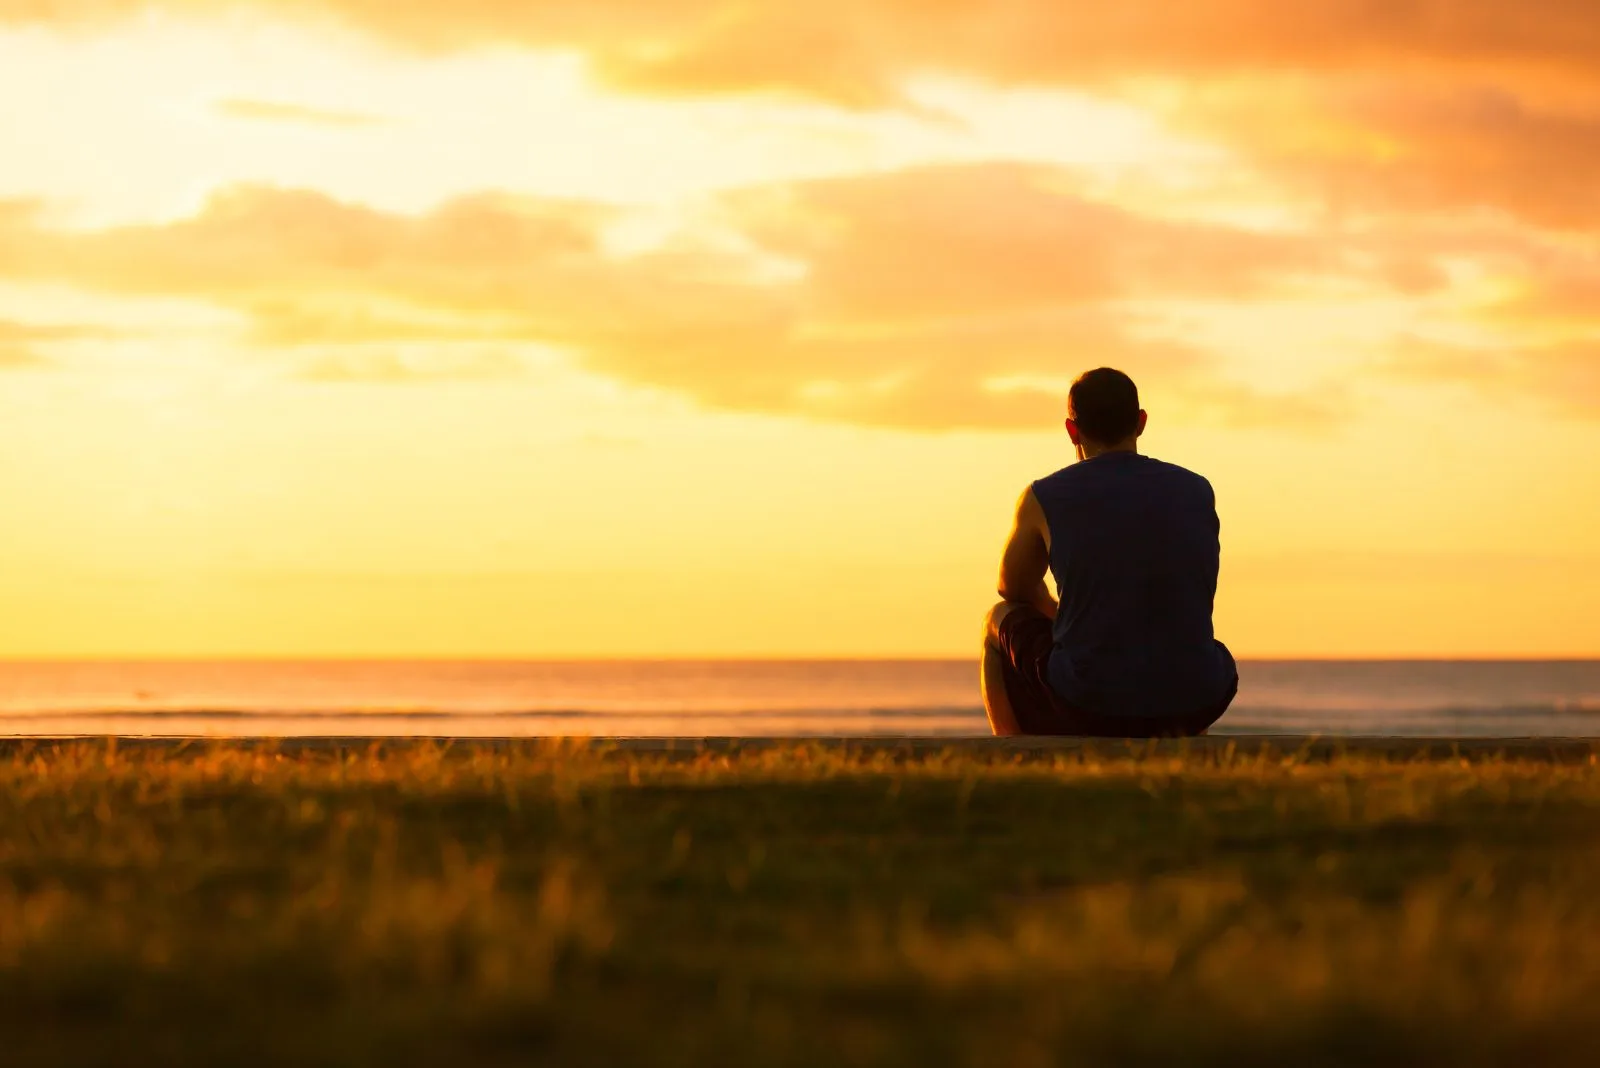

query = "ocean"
[{"left": 0, "top": 659, "right": 1597, "bottom": 738}]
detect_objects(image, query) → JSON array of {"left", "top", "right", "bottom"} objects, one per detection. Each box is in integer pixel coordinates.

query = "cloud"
[
  {"left": 1478, "top": 244, "right": 1600, "bottom": 327},
  {"left": 577, "top": 306, "right": 1216, "bottom": 429},
  {"left": 7, "top": 3, "right": 1599, "bottom": 229},
  {"left": 1171, "top": 82, "right": 1600, "bottom": 229},
  {"left": 0, "top": 184, "right": 611, "bottom": 303},
  {"left": 722, "top": 165, "right": 1323, "bottom": 316},
  {"left": 1175, "top": 380, "right": 1352, "bottom": 431},
  {"left": 0, "top": 318, "right": 119, "bottom": 369},
  {"left": 0, "top": 199, "right": 46, "bottom": 229},
  {"left": 216, "top": 98, "right": 387, "bottom": 127},
  {"left": 6, "top": 2, "right": 1596, "bottom": 100},
  {"left": 0, "top": 165, "right": 1403, "bottom": 428},
  {"left": 241, "top": 301, "right": 533, "bottom": 346},
  {"left": 1391, "top": 336, "right": 1600, "bottom": 416},
  {"left": 575, "top": 0, "right": 1600, "bottom": 118},
  {"left": 0, "top": 319, "right": 116, "bottom": 342},
  {"left": 573, "top": 164, "right": 1343, "bottom": 427},
  {"left": 0, "top": 344, "right": 49, "bottom": 369},
  {"left": 297, "top": 348, "right": 526, "bottom": 383}
]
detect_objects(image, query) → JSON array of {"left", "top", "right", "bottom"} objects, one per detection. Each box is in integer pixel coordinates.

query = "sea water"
[{"left": 0, "top": 660, "right": 1597, "bottom": 737}]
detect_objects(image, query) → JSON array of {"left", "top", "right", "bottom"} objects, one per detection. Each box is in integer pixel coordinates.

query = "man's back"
[{"left": 1031, "top": 452, "right": 1235, "bottom": 720}]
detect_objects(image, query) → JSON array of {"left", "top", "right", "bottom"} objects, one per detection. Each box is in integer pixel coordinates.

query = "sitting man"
[{"left": 982, "top": 368, "right": 1237, "bottom": 737}]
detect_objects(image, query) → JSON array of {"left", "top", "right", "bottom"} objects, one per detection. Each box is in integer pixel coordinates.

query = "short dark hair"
[{"left": 1068, "top": 368, "right": 1141, "bottom": 444}]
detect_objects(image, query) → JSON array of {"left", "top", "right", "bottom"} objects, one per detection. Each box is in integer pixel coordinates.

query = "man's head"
[{"left": 1066, "top": 368, "right": 1148, "bottom": 454}]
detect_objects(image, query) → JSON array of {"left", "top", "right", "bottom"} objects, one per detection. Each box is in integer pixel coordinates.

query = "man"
[{"left": 982, "top": 368, "right": 1237, "bottom": 737}]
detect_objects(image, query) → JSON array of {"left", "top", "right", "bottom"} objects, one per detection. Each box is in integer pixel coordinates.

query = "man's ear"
[
  {"left": 1135, "top": 410, "right": 1149, "bottom": 437},
  {"left": 1065, "top": 418, "right": 1082, "bottom": 445}
]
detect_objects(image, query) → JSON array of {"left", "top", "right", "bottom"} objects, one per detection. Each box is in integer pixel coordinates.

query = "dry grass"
[{"left": 1, "top": 738, "right": 1598, "bottom": 1066}]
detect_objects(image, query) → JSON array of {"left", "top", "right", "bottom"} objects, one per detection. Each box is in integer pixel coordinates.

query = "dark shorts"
[{"left": 993, "top": 606, "right": 1237, "bottom": 737}]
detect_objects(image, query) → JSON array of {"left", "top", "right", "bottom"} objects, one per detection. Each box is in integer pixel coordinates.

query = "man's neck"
[{"left": 1079, "top": 440, "right": 1140, "bottom": 461}]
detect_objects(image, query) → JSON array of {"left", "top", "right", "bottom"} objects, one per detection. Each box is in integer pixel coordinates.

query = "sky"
[{"left": 1, "top": 1, "right": 1597, "bottom": 658}]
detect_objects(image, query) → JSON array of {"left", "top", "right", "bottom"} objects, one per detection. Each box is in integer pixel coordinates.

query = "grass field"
[{"left": 3, "top": 737, "right": 1599, "bottom": 1066}]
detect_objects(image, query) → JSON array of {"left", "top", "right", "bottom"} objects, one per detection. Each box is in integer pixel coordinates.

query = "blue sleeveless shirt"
[{"left": 1031, "top": 452, "right": 1236, "bottom": 720}]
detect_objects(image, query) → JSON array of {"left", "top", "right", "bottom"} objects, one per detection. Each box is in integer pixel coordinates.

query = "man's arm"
[{"left": 998, "top": 487, "right": 1058, "bottom": 619}]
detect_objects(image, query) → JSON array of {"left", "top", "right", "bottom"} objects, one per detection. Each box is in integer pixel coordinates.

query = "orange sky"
[{"left": 1, "top": 1, "right": 1596, "bottom": 658}]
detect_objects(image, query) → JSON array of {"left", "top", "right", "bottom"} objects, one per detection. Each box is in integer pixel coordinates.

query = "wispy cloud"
[
  {"left": 4, "top": 3, "right": 1597, "bottom": 232},
  {"left": 0, "top": 344, "right": 48, "bottom": 369},
  {"left": 1168, "top": 81, "right": 1600, "bottom": 230},
  {"left": 0, "top": 319, "right": 118, "bottom": 342},
  {"left": 216, "top": 98, "right": 387, "bottom": 128},
  {"left": 7, "top": 2, "right": 1594, "bottom": 100},
  {"left": 0, "top": 165, "right": 1382, "bottom": 428},
  {"left": 1391, "top": 336, "right": 1600, "bottom": 417},
  {"left": 297, "top": 348, "right": 525, "bottom": 383}
]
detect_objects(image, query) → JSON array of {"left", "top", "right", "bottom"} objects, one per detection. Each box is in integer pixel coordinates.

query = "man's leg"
[{"left": 982, "top": 602, "right": 1026, "bottom": 736}]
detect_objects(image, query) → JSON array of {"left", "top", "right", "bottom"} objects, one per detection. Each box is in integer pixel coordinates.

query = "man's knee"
[{"left": 985, "top": 601, "right": 1021, "bottom": 647}]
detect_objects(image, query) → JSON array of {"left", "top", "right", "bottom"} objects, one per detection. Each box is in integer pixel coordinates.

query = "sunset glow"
[{"left": 2, "top": 2, "right": 1597, "bottom": 657}]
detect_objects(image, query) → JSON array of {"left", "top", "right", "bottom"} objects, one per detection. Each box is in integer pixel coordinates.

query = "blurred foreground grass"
[{"left": 3, "top": 738, "right": 1599, "bottom": 1066}]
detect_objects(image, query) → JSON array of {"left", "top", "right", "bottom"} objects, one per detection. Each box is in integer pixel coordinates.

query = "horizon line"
[{"left": 2, "top": 655, "right": 1597, "bottom": 665}]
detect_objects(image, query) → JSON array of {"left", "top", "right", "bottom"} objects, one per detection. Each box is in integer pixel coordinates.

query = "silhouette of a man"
[{"left": 982, "top": 368, "right": 1237, "bottom": 736}]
